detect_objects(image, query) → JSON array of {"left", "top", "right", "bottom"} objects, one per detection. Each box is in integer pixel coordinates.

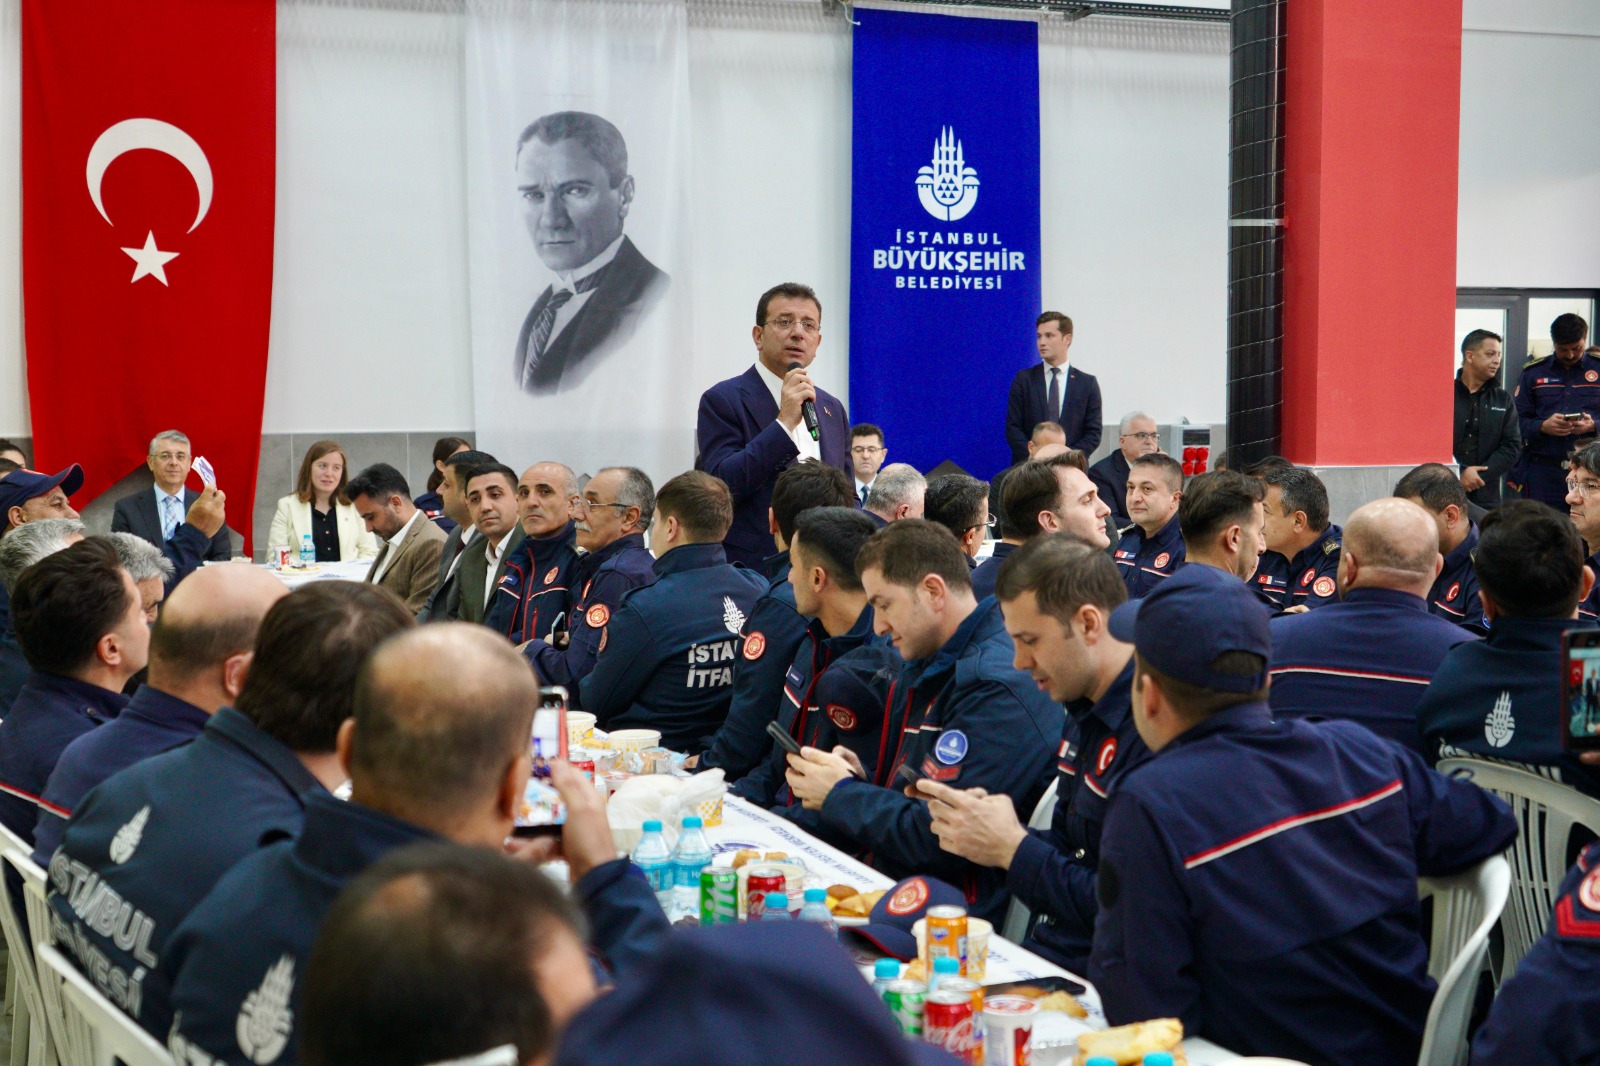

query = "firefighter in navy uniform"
[
  {"left": 734, "top": 507, "right": 901, "bottom": 808},
  {"left": 1093, "top": 566, "right": 1517, "bottom": 1065},
  {"left": 783, "top": 520, "right": 1058, "bottom": 927},
  {"left": 1394, "top": 464, "right": 1486, "bottom": 632},
  {"left": 520, "top": 467, "right": 657, "bottom": 706},
  {"left": 1511, "top": 313, "right": 1600, "bottom": 509},
  {"left": 699, "top": 463, "right": 856, "bottom": 780},
  {"left": 1112, "top": 453, "right": 1185, "bottom": 600},
  {"left": 917, "top": 535, "right": 1152, "bottom": 975},
  {"left": 1257, "top": 465, "right": 1341, "bottom": 611},
  {"left": 581, "top": 473, "right": 767, "bottom": 754},
  {"left": 1566, "top": 442, "right": 1600, "bottom": 624},
  {"left": 1472, "top": 838, "right": 1600, "bottom": 1066},
  {"left": 485, "top": 462, "right": 580, "bottom": 644}
]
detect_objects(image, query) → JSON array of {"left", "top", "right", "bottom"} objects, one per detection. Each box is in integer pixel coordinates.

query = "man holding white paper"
[{"left": 112, "top": 430, "right": 232, "bottom": 588}]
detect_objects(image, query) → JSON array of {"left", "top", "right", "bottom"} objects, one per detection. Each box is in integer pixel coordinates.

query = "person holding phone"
[{"left": 1510, "top": 313, "right": 1600, "bottom": 508}]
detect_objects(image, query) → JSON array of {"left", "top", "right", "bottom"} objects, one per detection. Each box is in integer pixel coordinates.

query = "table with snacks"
[{"left": 258, "top": 559, "right": 374, "bottom": 585}]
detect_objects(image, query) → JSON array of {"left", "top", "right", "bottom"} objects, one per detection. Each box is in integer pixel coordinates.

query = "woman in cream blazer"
[{"left": 266, "top": 440, "right": 378, "bottom": 562}]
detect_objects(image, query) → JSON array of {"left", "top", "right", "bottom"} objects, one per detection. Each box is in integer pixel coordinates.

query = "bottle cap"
[
  {"left": 1084, "top": 1059, "right": 1119, "bottom": 1066},
  {"left": 641, "top": 819, "right": 662, "bottom": 833},
  {"left": 681, "top": 816, "right": 703, "bottom": 828},
  {"left": 767, "top": 892, "right": 788, "bottom": 908},
  {"left": 874, "top": 958, "right": 901, "bottom": 978},
  {"left": 804, "top": 887, "right": 827, "bottom": 903},
  {"left": 1140, "top": 1055, "right": 1175, "bottom": 1066},
  {"left": 933, "top": 956, "right": 960, "bottom": 974}
]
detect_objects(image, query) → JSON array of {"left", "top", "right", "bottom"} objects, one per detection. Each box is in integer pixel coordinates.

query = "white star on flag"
[{"left": 121, "top": 231, "right": 179, "bottom": 286}]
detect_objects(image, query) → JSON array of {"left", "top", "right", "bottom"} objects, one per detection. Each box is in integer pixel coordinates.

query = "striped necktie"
[
  {"left": 521, "top": 265, "right": 610, "bottom": 388},
  {"left": 162, "top": 494, "right": 182, "bottom": 540}
]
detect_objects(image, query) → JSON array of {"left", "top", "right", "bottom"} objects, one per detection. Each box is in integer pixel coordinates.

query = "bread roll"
[{"left": 1074, "top": 1018, "right": 1186, "bottom": 1066}]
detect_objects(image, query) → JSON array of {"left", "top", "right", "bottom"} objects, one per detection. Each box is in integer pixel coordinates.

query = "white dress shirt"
[
  {"left": 370, "top": 509, "right": 422, "bottom": 585},
  {"left": 545, "top": 233, "right": 626, "bottom": 349},
  {"left": 757, "top": 361, "right": 821, "bottom": 462},
  {"left": 484, "top": 530, "right": 514, "bottom": 605}
]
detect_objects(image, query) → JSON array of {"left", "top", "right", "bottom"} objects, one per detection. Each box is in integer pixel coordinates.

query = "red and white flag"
[{"left": 22, "top": 0, "right": 275, "bottom": 546}]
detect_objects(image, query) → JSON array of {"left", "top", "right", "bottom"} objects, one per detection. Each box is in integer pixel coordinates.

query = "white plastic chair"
[
  {"left": 1001, "top": 777, "right": 1059, "bottom": 942},
  {"left": 1437, "top": 757, "right": 1600, "bottom": 978},
  {"left": 1416, "top": 853, "right": 1511, "bottom": 1066},
  {"left": 35, "top": 943, "right": 173, "bottom": 1066},
  {"left": 0, "top": 831, "right": 54, "bottom": 1066},
  {"left": 9, "top": 848, "right": 77, "bottom": 1066}
]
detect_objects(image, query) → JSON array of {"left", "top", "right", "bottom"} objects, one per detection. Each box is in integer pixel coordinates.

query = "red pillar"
[{"left": 1281, "top": 0, "right": 1462, "bottom": 466}]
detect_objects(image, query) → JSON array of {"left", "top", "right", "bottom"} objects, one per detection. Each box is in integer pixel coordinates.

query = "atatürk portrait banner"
[{"left": 466, "top": 0, "right": 692, "bottom": 479}]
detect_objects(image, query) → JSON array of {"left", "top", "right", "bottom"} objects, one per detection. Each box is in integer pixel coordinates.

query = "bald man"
[
  {"left": 486, "top": 461, "right": 580, "bottom": 643},
  {"left": 1265, "top": 498, "right": 1477, "bottom": 753},
  {"left": 32, "top": 563, "right": 289, "bottom": 862}
]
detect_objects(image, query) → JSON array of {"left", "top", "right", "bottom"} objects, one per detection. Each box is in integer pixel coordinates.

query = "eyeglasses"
[
  {"left": 578, "top": 498, "right": 631, "bottom": 512},
  {"left": 1121, "top": 432, "right": 1159, "bottom": 443},
  {"left": 850, "top": 446, "right": 883, "bottom": 456},
  {"left": 151, "top": 452, "right": 189, "bottom": 463},
  {"left": 765, "top": 316, "right": 820, "bottom": 335},
  {"left": 964, "top": 515, "right": 999, "bottom": 534},
  {"left": 1568, "top": 480, "right": 1600, "bottom": 498}
]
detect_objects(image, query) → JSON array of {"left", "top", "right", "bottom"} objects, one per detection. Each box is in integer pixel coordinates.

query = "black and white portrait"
[{"left": 512, "top": 111, "right": 669, "bottom": 395}]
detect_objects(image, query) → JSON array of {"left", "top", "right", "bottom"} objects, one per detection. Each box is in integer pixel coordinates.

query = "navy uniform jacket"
[
  {"left": 1283, "top": 525, "right": 1342, "bottom": 610},
  {"left": 111, "top": 489, "right": 233, "bottom": 587},
  {"left": 1515, "top": 352, "right": 1600, "bottom": 464},
  {"left": 735, "top": 607, "right": 898, "bottom": 807},
  {"left": 33, "top": 686, "right": 209, "bottom": 864},
  {"left": 1472, "top": 839, "right": 1600, "bottom": 1066},
  {"left": 1086, "top": 451, "right": 1132, "bottom": 527},
  {"left": 0, "top": 671, "right": 126, "bottom": 845},
  {"left": 1415, "top": 615, "right": 1600, "bottom": 799},
  {"left": 1005, "top": 363, "right": 1102, "bottom": 464},
  {"left": 1112, "top": 514, "right": 1185, "bottom": 600},
  {"left": 1010, "top": 662, "right": 1150, "bottom": 974},
  {"left": 1252, "top": 548, "right": 1290, "bottom": 609},
  {"left": 1091, "top": 702, "right": 1517, "bottom": 1065},
  {"left": 163, "top": 793, "right": 435, "bottom": 1061},
  {"left": 485, "top": 521, "right": 578, "bottom": 644},
  {"left": 1580, "top": 549, "right": 1600, "bottom": 624},
  {"left": 0, "top": 585, "right": 24, "bottom": 716},
  {"left": 809, "top": 599, "right": 1059, "bottom": 926},
  {"left": 581, "top": 543, "right": 767, "bottom": 753},
  {"left": 970, "top": 541, "right": 1017, "bottom": 603},
  {"left": 695, "top": 365, "right": 852, "bottom": 568},
  {"left": 1427, "top": 524, "right": 1484, "bottom": 632},
  {"left": 1268, "top": 587, "right": 1477, "bottom": 754},
  {"left": 700, "top": 552, "right": 811, "bottom": 780},
  {"left": 47, "top": 707, "right": 326, "bottom": 1029},
  {"left": 521, "top": 533, "right": 656, "bottom": 707}
]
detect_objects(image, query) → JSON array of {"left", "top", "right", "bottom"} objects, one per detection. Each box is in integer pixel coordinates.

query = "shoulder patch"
[
  {"left": 1094, "top": 737, "right": 1118, "bottom": 776},
  {"left": 934, "top": 730, "right": 969, "bottom": 765},
  {"left": 1580, "top": 865, "right": 1600, "bottom": 914},
  {"left": 887, "top": 877, "right": 929, "bottom": 916},
  {"left": 1446, "top": 582, "right": 1461, "bottom": 602},
  {"left": 1153, "top": 552, "right": 1170, "bottom": 569},
  {"left": 544, "top": 566, "right": 560, "bottom": 585},
  {"left": 826, "top": 704, "right": 858, "bottom": 731},
  {"left": 1323, "top": 539, "right": 1338, "bottom": 555},
  {"left": 585, "top": 604, "right": 610, "bottom": 629},
  {"left": 743, "top": 632, "right": 766, "bottom": 661},
  {"left": 1312, "top": 575, "right": 1336, "bottom": 598},
  {"left": 1300, "top": 568, "right": 1316, "bottom": 587},
  {"left": 1588, "top": 370, "right": 1598, "bottom": 383}
]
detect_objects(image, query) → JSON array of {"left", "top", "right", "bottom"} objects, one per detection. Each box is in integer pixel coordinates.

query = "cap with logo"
[
  {"left": 0, "top": 465, "right": 84, "bottom": 518},
  {"left": 841, "top": 875, "right": 967, "bottom": 961},
  {"left": 1107, "top": 565, "right": 1271, "bottom": 692}
]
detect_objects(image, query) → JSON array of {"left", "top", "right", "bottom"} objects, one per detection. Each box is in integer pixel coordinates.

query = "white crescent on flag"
[{"left": 85, "top": 117, "right": 213, "bottom": 233}]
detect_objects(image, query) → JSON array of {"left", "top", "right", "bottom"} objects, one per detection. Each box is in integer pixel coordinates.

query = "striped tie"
[{"left": 521, "top": 265, "right": 610, "bottom": 389}]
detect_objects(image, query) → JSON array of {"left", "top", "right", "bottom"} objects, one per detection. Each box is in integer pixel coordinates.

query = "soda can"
[
  {"left": 926, "top": 904, "right": 970, "bottom": 975},
  {"left": 745, "top": 866, "right": 786, "bottom": 921},
  {"left": 884, "top": 979, "right": 927, "bottom": 1038},
  {"left": 699, "top": 866, "right": 738, "bottom": 926},
  {"left": 981, "top": 995, "right": 1038, "bottom": 1066},
  {"left": 923, "top": 989, "right": 980, "bottom": 1064},
  {"left": 274, "top": 545, "right": 292, "bottom": 570},
  {"left": 939, "top": 977, "right": 984, "bottom": 1019},
  {"left": 571, "top": 759, "right": 596, "bottom": 782}
]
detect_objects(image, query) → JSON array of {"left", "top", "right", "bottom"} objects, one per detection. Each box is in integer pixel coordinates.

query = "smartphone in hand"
[
  {"left": 1562, "top": 630, "right": 1600, "bottom": 753},
  {"left": 514, "top": 686, "right": 570, "bottom": 838}
]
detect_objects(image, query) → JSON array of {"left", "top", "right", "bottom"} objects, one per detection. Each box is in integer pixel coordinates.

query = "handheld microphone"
[{"left": 787, "top": 361, "right": 821, "bottom": 441}]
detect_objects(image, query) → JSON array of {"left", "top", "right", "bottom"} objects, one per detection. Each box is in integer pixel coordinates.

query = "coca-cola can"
[
  {"left": 923, "top": 989, "right": 980, "bottom": 1064},
  {"left": 745, "top": 866, "right": 786, "bottom": 920},
  {"left": 274, "top": 545, "right": 292, "bottom": 570}
]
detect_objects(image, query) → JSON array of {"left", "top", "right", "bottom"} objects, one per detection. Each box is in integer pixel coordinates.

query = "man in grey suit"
[
  {"left": 111, "top": 430, "right": 232, "bottom": 589},
  {"left": 421, "top": 450, "right": 495, "bottom": 622},
  {"left": 347, "top": 463, "right": 448, "bottom": 616},
  {"left": 455, "top": 463, "right": 525, "bottom": 626}
]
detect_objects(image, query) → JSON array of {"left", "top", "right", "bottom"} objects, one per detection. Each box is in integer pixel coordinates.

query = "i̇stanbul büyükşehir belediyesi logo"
[{"left": 869, "top": 126, "right": 1027, "bottom": 291}]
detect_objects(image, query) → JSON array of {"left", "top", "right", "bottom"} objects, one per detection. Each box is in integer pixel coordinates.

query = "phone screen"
[
  {"left": 1562, "top": 632, "right": 1600, "bottom": 752},
  {"left": 515, "top": 688, "right": 570, "bottom": 835}
]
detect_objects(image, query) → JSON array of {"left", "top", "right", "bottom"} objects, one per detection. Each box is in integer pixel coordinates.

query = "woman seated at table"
[{"left": 268, "top": 440, "right": 378, "bottom": 563}]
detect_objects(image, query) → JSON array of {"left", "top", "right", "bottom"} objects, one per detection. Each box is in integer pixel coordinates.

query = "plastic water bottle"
[
  {"left": 631, "top": 820, "right": 674, "bottom": 909},
  {"left": 299, "top": 533, "right": 315, "bottom": 566},
  {"left": 670, "top": 816, "right": 714, "bottom": 916},
  {"left": 871, "top": 957, "right": 900, "bottom": 997},
  {"left": 930, "top": 955, "right": 960, "bottom": 994},
  {"left": 759, "top": 892, "right": 791, "bottom": 919},
  {"left": 798, "top": 887, "right": 837, "bottom": 934}
]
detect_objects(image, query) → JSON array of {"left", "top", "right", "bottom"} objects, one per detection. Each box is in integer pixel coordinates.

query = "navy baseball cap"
[
  {"left": 0, "top": 465, "right": 84, "bottom": 516},
  {"left": 555, "top": 922, "right": 961, "bottom": 1066},
  {"left": 841, "top": 875, "right": 967, "bottom": 961},
  {"left": 1107, "top": 565, "right": 1271, "bottom": 692}
]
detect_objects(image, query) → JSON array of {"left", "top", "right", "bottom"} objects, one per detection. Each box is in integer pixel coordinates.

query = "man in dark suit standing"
[
  {"left": 513, "top": 111, "right": 668, "bottom": 395},
  {"left": 696, "top": 283, "right": 852, "bottom": 569},
  {"left": 1005, "top": 312, "right": 1102, "bottom": 464},
  {"left": 111, "top": 430, "right": 232, "bottom": 587}
]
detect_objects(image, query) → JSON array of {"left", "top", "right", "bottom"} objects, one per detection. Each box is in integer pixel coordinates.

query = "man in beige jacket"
[{"left": 348, "top": 464, "right": 448, "bottom": 615}]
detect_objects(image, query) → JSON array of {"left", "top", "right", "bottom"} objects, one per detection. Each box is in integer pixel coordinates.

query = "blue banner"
[{"left": 849, "top": 8, "right": 1041, "bottom": 481}]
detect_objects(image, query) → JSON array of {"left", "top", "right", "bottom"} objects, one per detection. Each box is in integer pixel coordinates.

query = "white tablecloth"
[
  {"left": 261, "top": 560, "right": 373, "bottom": 585},
  {"left": 712, "top": 797, "right": 1236, "bottom": 1065}
]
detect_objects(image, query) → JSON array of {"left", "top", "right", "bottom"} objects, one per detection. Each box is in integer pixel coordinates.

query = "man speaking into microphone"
[{"left": 696, "top": 283, "right": 853, "bottom": 569}]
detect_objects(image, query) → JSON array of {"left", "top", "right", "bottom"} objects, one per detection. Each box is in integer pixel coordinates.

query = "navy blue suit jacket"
[
  {"left": 1006, "top": 363, "right": 1102, "bottom": 463},
  {"left": 696, "top": 365, "right": 851, "bottom": 568},
  {"left": 112, "top": 488, "right": 233, "bottom": 588}
]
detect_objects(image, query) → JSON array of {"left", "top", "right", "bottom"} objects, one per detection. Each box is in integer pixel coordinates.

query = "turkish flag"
[{"left": 22, "top": 0, "right": 275, "bottom": 548}]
